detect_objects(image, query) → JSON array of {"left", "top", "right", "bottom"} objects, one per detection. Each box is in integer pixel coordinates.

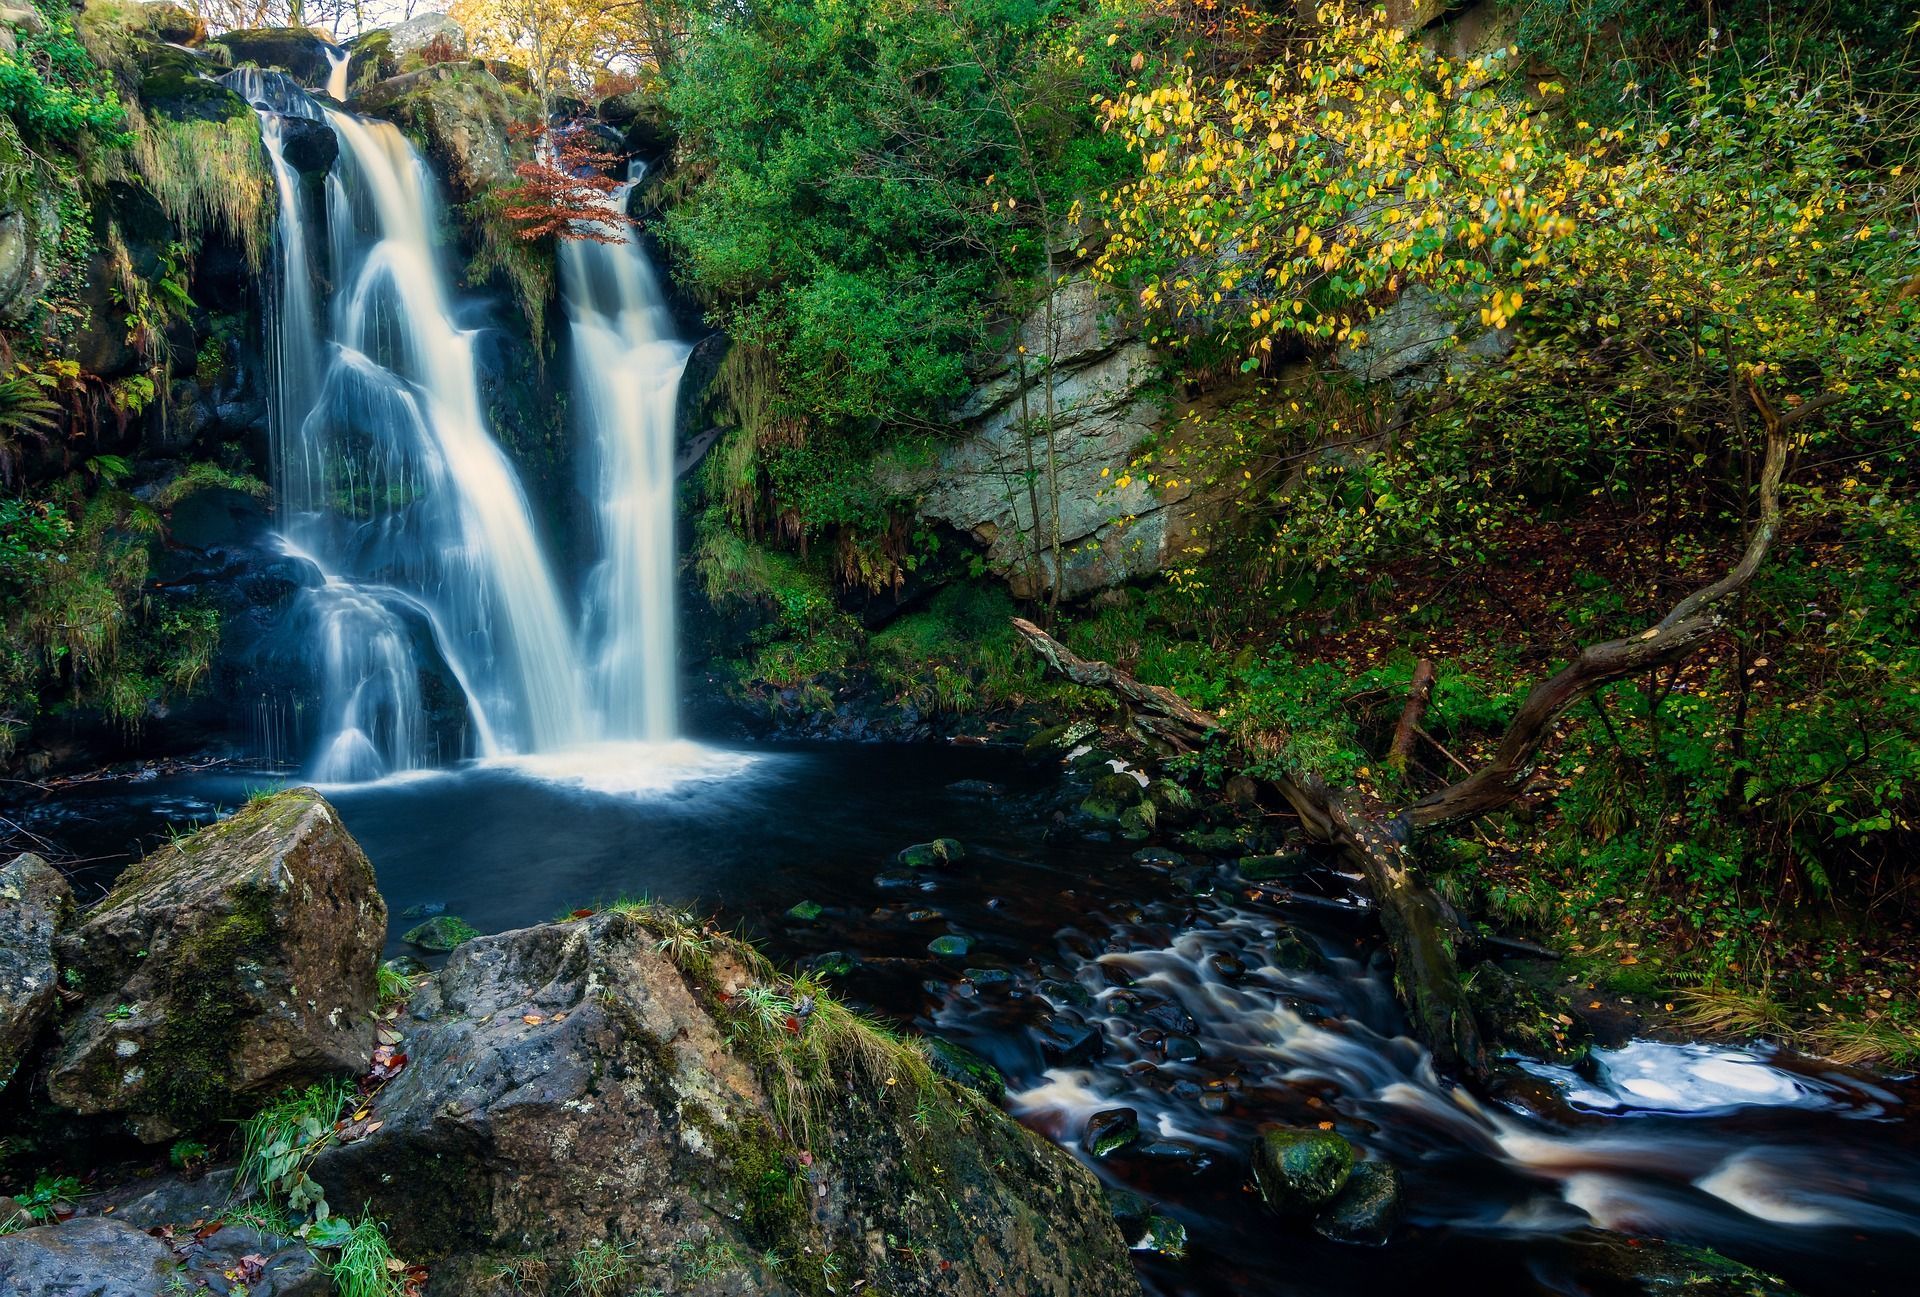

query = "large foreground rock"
[
  {"left": 0, "top": 853, "right": 72, "bottom": 1089},
  {"left": 48, "top": 789, "right": 384, "bottom": 1141},
  {"left": 0, "top": 1216, "right": 326, "bottom": 1296},
  {"left": 313, "top": 911, "right": 1140, "bottom": 1297}
]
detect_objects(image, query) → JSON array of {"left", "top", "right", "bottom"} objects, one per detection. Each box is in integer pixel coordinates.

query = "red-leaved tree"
[{"left": 500, "top": 123, "right": 638, "bottom": 244}]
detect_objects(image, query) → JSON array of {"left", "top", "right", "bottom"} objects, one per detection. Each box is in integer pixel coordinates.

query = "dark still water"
[{"left": 19, "top": 741, "right": 1920, "bottom": 1297}]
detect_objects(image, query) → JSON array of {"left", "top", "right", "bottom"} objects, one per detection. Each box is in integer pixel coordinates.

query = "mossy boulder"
[
  {"left": 1470, "top": 963, "right": 1593, "bottom": 1065},
  {"left": 311, "top": 912, "right": 1139, "bottom": 1296},
  {"left": 0, "top": 853, "right": 72, "bottom": 1091},
  {"left": 47, "top": 789, "right": 385, "bottom": 1142},
  {"left": 401, "top": 913, "right": 481, "bottom": 952},
  {"left": 211, "top": 27, "right": 336, "bottom": 84},
  {"left": 0, "top": 1215, "right": 327, "bottom": 1294},
  {"left": 898, "top": 837, "right": 966, "bottom": 869},
  {"left": 136, "top": 41, "right": 252, "bottom": 123},
  {"left": 1251, "top": 1126, "right": 1355, "bottom": 1215}
]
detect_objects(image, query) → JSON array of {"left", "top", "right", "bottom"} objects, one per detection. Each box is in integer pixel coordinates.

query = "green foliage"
[
  {"left": 325, "top": 1215, "right": 405, "bottom": 1297},
  {"left": 667, "top": 0, "right": 1140, "bottom": 549},
  {"left": 149, "top": 462, "right": 271, "bottom": 512},
  {"left": 3, "top": 1172, "right": 82, "bottom": 1223},
  {"left": 0, "top": 0, "right": 126, "bottom": 145},
  {"left": 239, "top": 1080, "right": 353, "bottom": 1228},
  {"left": 125, "top": 101, "right": 273, "bottom": 272}
]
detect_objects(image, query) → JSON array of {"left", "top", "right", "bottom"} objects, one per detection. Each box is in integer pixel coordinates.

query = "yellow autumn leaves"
[{"left": 1083, "top": 2, "right": 1619, "bottom": 359}]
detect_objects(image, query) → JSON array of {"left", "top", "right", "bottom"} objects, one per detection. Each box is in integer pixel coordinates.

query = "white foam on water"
[
  {"left": 1695, "top": 1153, "right": 1847, "bottom": 1226},
  {"left": 480, "top": 741, "right": 761, "bottom": 797},
  {"left": 1521, "top": 1040, "right": 1820, "bottom": 1114}
]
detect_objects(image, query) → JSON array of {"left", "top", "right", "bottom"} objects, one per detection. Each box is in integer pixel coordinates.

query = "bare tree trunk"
[{"left": 1388, "top": 658, "right": 1435, "bottom": 773}]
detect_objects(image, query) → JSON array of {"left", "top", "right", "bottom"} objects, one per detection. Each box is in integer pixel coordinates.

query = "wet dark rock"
[
  {"left": 1207, "top": 952, "right": 1247, "bottom": 980},
  {"left": 1313, "top": 1160, "right": 1403, "bottom": 1246},
  {"left": 48, "top": 790, "right": 384, "bottom": 1142},
  {"left": 1116, "top": 804, "right": 1156, "bottom": 841},
  {"left": 874, "top": 870, "right": 936, "bottom": 891},
  {"left": 1237, "top": 852, "right": 1310, "bottom": 881},
  {"left": 946, "top": 779, "right": 1003, "bottom": 797},
  {"left": 1138, "top": 1138, "right": 1212, "bottom": 1171},
  {"left": 399, "top": 900, "right": 446, "bottom": 919},
  {"left": 382, "top": 953, "right": 429, "bottom": 979},
  {"left": 1569, "top": 1231, "right": 1799, "bottom": 1296},
  {"left": 1142, "top": 1214, "right": 1189, "bottom": 1259},
  {"left": 1022, "top": 720, "right": 1094, "bottom": 762},
  {"left": 1270, "top": 931, "right": 1327, "bottom": 973},
  {"left": 903, "top": 908, "right": 944, "bottom": 923},
  {"left": 1078, "top": 795, "right": 1124, "bottom": 826},
  {"left": 1037, "top": 978, "right": 1093, "bottom": 1009},
  {"left": 1131, "top": 846, "right": 1188, "bottom": 870},
  {"left": 277, "top": 115, "right": 338, "bottom": 174},
  {"left": 211, "top": 27, "right": 335, "bottom": 83},
  {"left": 1172, "top": 866, "right": 1217, "bottom": 897},
  {"left": 401, "top": 913, "right": 480, "bottom": 952},
  {"left": 1092, "top": 772, "right": 1146, "bottom": 807},
  {"left": 927, "top": 933, "right": 973, "bottom": 958},
  {"left": 1104, "top": 1185, "right": 1152, "bottom": 1236},
  {"left": 800, "top": 950, "right": 856, "bottom": 979},
  {"left": 784, "top": 899, "right": 824, "bottom": 922},
  {"left": 1162, "top": 1035, "right": 1203, "bottom": 1063},
  {"left": 1084, "top": 1106, "right": 1140, "bottom": 1157},
  {"left": 1177, "top": 824, "right": 1248, "bottom": 856},
  {"left": 1251, "top": 1127, "right": 1355, "bottom": 1215},
  {"left": 1145, "top": 779, "right": 1198, "bottom": 826},
  {"left": 1070, "top": 747, "right": 1121, "bottom": 775},
  {"left": 1142, "top": 1002, "right": 1198, "bottom": 1036},
  {"left": 898, "top": 838, "right": 967, "bottom": 869},
  {"left": 0, "top": 853, "right": 72, "bottom": 1090},
  {"left": 926, "top": 1037, "right": 1006, "bottom": 1101},
  {"left": 964, "top": 967, "right": 1014, "bottom": 990},
  {"left": 310, "top": 912, "right": 1139, "bottom": 1296},
  {"left": 1037, "top": 1018, "right": 1105, "bottom": 1065}
]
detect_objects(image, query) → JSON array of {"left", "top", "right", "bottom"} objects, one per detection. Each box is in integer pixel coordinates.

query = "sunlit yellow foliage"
[{"left": 1084, "top": 3, "right": 1617, "bottom": 362}]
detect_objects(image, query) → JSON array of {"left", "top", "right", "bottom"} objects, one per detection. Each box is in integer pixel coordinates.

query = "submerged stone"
[
  {"left": 964, "top": 967, "right": 1014, "bottom": 990},
  {"left": 1176, "top": 824, "right": 1247, "bottom": 856},
  {"left": 399, "top": 900, "right": 447, "bottom": 920},
  {"left": 402, "top": 913, "right": 482, "bottom": 952},
  {"left": 1037, "top": 1018, "right": 1105, "bottom": 1065},
  {"left": 1251, "top": 1126, "right": 1355, "bottom": 1215},
  {"left": 1141, "top": 1214, "right": 1189, "bottom": 1259},
  {"left": 1083, "top": 1106, "right": 1139, "bottom": 1157},
  {"left": 1271, "top": 931, "right": 1327, "bottom": 973},
  {"left": 1138, "top": 1138, "right": 1212, "bottom": 1171},
  {"left": 801, "top": 949, "right": 856, "bottom": 979},
  {"left": 898, "top": 838, "right": 967, "bottom": 869},
  {"left": 1131, "top": 846, "right": 1188, "bottom": 870},
  {"left": 1313, "top": 1160, "right": 1403, "bottom": 1246},
  {"left": 785, "top": 899, "right": 825, "bottom": 922},
  {"left": 927, "top": 934, "right": 973, "bottom": 958},
  {"left": 1237, "top": 852, "right": 1310, "bottom": 881}
]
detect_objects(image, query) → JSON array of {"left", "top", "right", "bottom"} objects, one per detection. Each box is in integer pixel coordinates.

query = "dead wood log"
[{"left": 1388, "top": 658, "right": 1435, "bottom": 772}]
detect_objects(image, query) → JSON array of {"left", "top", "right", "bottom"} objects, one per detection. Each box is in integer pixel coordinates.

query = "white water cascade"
[
  {"left": 237, "top": 71, "right": 600, "bottom": 778},
  {"left": 235, "top": 66, "right": 706, "bottom": 782},
  {"left": 561, "top": 172, "right": 691, "bottom": 741}
]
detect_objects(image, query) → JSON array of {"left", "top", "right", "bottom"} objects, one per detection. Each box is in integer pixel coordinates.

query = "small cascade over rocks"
[
  {"left": 560, "top": 168, "right": 691, "bottom": 742},
  {"left": 231, "top": 66, "right": 695, "bottom": 782}
]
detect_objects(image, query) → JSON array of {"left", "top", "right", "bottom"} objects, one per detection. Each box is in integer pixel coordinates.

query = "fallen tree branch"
[{"left": 1388, "top": 658, "right": 1435, "bottom": 773}]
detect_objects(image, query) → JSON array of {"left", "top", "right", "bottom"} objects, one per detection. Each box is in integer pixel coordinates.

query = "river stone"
[
  {"left": 1084, "top": 1107, "right": 1139, "bottom": 1157},
  {"left": 48, "top": 789, "right": 384, "bottom": 1142},
  {"left": 0, "top": 853, "right": 72, "bottom": 1090},
  {"left": 1142, "top": 1214, "right": 1189, "bottom": 1259},
  {"left": 898, "top": 838, "right": 966, "bottom": 869},
  {"left": 1251, "top": 1127, "right": 1355, "bottom": 1215},
  {"left": 309, "top": 912, "right": 1139, "bottom": 1296},
  {"left": 927, "top": 933, "right": 972, "bottom": 958},
  {"left": 401, "top": 913, "right": 481, "bottom": 951},
  {"left": 1313, "top": 1160, "right": 1403, "bottom": 1246},
  {"left": 0, "top": 1217, "right": 178, "bottom": 1295},
  {"left": 784, "top": 899, "right": 824, "bottom": 922}
]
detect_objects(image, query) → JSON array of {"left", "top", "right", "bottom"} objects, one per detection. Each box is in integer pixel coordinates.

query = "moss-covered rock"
[
  {"left": 210, "top": 27, "right": 335, "bottom": 84},
  {"left": 47, "top": 789, "right": 385, "bottom": 1142},
  {"left": 312, "top": 911, "right": 1139, "bottom": 1297},
  {"left": 1313, "top": 1160, "right": 1402, "bottom": 1245},
  {"left": 1470, "top": 962, "right": 1594, "bottom": 1065},
  {"left": 401, "top": 913, "right": 482, "bottom": 952},
  {"left": 898, "top": 837, "right": 967, "bottom": 869},
  {"left": 1251, "top": 1126, "right": 1355, "bottom": 1215}
]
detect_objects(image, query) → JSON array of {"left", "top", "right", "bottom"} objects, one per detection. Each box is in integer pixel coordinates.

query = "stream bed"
[{"left": 18, "top": 741, "right": 1920, "bottom": 1297}]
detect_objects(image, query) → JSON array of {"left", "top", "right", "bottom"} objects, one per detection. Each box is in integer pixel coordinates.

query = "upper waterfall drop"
[
  {"left": 561, "top": 171, "right": 692, "bottom": 742},
  {"left": 233, "top": 69, "right": 595, "bottom": 776}
]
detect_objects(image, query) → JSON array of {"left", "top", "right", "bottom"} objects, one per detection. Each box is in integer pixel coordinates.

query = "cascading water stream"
[
  {"left": 559, "top": 171, "right": 691, "bottom": 742},
  {"left": 234, "top": 69, "right": 593, "bottom": 778}
]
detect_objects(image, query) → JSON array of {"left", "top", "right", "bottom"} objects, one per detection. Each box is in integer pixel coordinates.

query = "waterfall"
[
  {"left": 235, "top": 71, "right": 594, "bottom": 777},
  {"left": 560, "top": 173, "right": 691, "bottom": 741}
]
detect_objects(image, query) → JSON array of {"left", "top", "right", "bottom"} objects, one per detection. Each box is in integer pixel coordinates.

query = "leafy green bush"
[{"left": 0, "top": 0, "right": 125, "bottom": 144}]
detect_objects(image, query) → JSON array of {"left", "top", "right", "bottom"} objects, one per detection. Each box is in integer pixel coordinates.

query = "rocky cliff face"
[{"left": 879, "top": 277, "right": 1208, "bottom": 600}]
